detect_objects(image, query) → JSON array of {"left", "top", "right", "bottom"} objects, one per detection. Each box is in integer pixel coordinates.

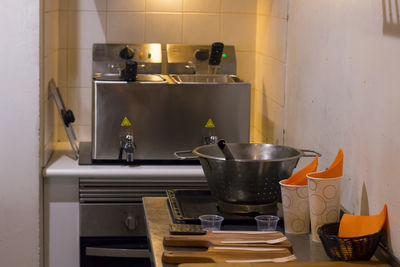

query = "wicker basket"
[{"left": 318, "top": 222, "right": 382, "bottom": 261}]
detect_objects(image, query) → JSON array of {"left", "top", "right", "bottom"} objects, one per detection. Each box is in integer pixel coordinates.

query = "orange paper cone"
[
  {"left": 281, "top": 156, "right": 318, "bottom": 185},
  {"left": 338, "top": 204, "right": 387, "bottom": 238},
  {"left": 308, "top": 149, "right": 343, "bottom": 178}
]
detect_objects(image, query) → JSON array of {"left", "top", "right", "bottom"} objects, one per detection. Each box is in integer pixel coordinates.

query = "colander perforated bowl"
[{"left": 189, "top": 143, "right": 319, "bottom": 206}]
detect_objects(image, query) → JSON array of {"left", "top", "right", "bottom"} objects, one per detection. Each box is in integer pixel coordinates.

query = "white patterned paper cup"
[
  {"left": 279, "top": 180, "right": 310, "bottom": 234},
  {"left": 307, "top": 173, "right": 342, "bottom": 242}
]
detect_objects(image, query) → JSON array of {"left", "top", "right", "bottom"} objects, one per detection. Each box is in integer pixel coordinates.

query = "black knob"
[
  {"left": 120, "top": 46, "right": 134, "bottom": 60},
  {"left": 209, "top": 42, "right": 224, "bottom": 66},
  {"left": 194, "top": 49, "right": 209, "bottom": 61},
  {"left": 61, "top": 109, "right": 75, "bottom": 126},
  {"left": 122, "top": 61, "right": 138, "bottom": 82}
]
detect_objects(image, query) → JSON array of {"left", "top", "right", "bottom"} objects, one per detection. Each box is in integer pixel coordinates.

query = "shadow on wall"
[
  {"left": 68, "top": 0, "right": 108, "bottom": 78},
  {"left": 260, "top": 81, "right": 281, "bottom": 144},
  {"left": 62, "top": 0, "right": 108, "bottom": 142},
  {"left": 382, "top": 0, "right": 400, "bottom": 37},
  {"left": 360, "top": 182, "right": 370, "bottom": 216},
  {"left": 261, "top": 95, "right": 275, "bottom": 144},
  {"left": 95, "top": 0, "right": 107, "bottom": 36}
]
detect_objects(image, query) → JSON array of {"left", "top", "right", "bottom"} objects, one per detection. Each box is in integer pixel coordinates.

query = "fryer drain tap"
[{"left": 120, "top": 134, "right": 136, "bottom": 162}]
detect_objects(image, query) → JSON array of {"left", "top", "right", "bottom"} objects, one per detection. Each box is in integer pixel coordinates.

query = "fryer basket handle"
[
  {"left": 174, "top": 150, "right": 199, "bottom": 160},
  {"left": 300, "top": 149, "right": 321, "bottom": 157}
]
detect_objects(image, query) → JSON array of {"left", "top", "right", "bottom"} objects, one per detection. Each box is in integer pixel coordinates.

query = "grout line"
[
  {"left": 264, "top": 95, "right": 285, "bottom": 109},
  {"left": 218, "top": 11, "right": 257, "bottom": 15},
  {"left": 178, "top": 11, "right": 223, "bottom": 15},
  {"left": 67, "top": 9, "right": 108, "bottom": 12},
  {"left": 181, "top": 0, "right": 184, "bottom": 43},
  {"left": 143, "top": 12, "right": 145, "bottom": 42},
  {"left": 43, "top": 48, "right": 59, "bottom": 59},
  {"left": 144, "top": 0, "right": 148, "bottom": 42},
  {"left": 236, "top": 49, "right": 258, "bottom": 54},
  {"left": 255, "top": 51, "right": 287, "bottom": 65},
  {"left": 219, "top": 0, "right": 222, "bottom": 40},
  {"left": 253, "top": 86, "right": 285, "bottom": 109},
  {"left": 105, "top": 0, "right": 108, "bottom": 41},
  {"left": 65, "top": 6, "right": 69, "bottom": 94},
  {"left": 66, "top": 48, "right": 92, "bottom": 51},
  {"left": 282, "top": 0, "right": 290, "bottom": 145}
]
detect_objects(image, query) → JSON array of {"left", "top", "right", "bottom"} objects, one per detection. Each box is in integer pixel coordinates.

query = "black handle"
[
  {"left": 209, "top": 42, "right": 224, "bottom": 66},
  {"left": 217, "top": 139, "right": 235, "bottom": 160},
  {"left": 61, "top": 109, "right": 75, "bottom": 126},
  {"left": 300, "top": 149, "right": 322, "bottom": 157},
  {"left": 122, "top": 61, "right": 138, "bottom": 82}
]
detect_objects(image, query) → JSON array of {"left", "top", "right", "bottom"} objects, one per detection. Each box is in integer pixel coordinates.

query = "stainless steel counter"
[{"left": 143, "top": 197, "right": 330, "bottom": 267}]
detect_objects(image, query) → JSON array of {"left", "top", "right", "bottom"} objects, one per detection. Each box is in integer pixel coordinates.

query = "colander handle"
[
  {"left": 174, "top": 150, "right": 199, "bottom": 160},
  {"left": 300, "top": 149, "right": 321, "bottom": 157}
]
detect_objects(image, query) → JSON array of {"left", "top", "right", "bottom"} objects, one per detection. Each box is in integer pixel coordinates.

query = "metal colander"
[{"left": 175, "top": 143, "right": 320, "bottom": 212}]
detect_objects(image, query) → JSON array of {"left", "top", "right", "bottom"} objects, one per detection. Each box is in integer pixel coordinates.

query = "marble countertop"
[{"left": 143, "top": 197, "right": 331, "bottom": 267}]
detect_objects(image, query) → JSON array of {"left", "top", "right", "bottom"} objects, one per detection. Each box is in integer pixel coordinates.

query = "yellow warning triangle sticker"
[
  {"left": 205, "top": 118, "right": 215, "bottom": 128},
  {"left": 121, "top": 117, "right": 132, "bottom": 127}
]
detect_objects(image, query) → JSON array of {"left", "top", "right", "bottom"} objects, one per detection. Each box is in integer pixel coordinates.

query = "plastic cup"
[
  {"left": 255, "top": 215, "right": 279, "bottom": 231},
  {"left": 199, "top": 215, "right": 224, "bottom": 230}
]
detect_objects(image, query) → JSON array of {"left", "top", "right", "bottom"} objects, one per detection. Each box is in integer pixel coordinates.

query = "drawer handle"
[
  {"left": 125, "top": 215, "right": 137, "bottom": 231},
  {"left": 86, "top": 247, "right": 150, "bottom": 258}
]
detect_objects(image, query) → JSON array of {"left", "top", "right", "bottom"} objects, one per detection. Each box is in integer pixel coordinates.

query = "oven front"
[
  {"left": 80, "top": 203, "right": 151, "bottom": 267},
  {"left": 79, "top": 177, "right": 207, "bottom": 267}
]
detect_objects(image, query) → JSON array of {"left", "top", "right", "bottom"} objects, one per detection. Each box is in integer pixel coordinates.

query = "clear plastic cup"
[
  {"left": 199, "top": 215, "right": 224, "bottom": 230},
  {"left": 255, "top": 215, "right": 279, "bottom": 231}
]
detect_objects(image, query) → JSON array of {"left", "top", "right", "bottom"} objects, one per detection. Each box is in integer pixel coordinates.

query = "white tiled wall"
[
  {"left": 183, "top": 14, "right": 219, "bottom": 44},
  {"left": 252, "top": 0, "right": 288, "bottom": 144},
  {"left": 184, "top": 0, "right": 220, "bottom": 12},
  {"left": 222, "top": 0, "right": 258, "bottom": 13},
  {"left": 221, "top": 14, "right": 257, "bottom": 50},
  {"left": 147, "top": 13, "right": 181, "bottom": 43},
  {"left": 55, "top": 0, "right": 258, "bottom": 142},
  {"left": 45, "top": 0, "right": 288, "bottom": 148}
]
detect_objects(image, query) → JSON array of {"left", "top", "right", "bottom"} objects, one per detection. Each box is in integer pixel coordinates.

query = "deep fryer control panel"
[{"left": 92, "top": 43, "right": 162, "bottom": 75}]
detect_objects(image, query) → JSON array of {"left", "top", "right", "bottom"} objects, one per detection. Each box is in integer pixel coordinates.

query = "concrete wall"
[
  {"left": 55, "top": 0, "right": 258, "bottom": 142},
  {"left": 285, "top": 0, "right": 400, "bottom": 259},
  {"left": 0, "top": 0, "right": 41, "bottom": 266}
]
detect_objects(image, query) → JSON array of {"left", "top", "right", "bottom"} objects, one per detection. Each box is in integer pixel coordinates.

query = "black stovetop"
[{"left": 167, "top": 189, "right": 284, "bottom": 230}]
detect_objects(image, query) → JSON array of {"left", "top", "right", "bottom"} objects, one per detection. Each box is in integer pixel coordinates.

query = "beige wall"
[
  {"left": 52, "top": 0, "right": 257, "bottom": 142},
  {"left": 285, "top": 0, "right": 400, "bottom": 259},
  {"left": 0, "top": 0, "right": 41, "bottom": 266}
]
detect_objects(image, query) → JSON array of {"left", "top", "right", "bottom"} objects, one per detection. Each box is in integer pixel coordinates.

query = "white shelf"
[{"left": 43, "top": 142, "right": 205, "bottom": 179}]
